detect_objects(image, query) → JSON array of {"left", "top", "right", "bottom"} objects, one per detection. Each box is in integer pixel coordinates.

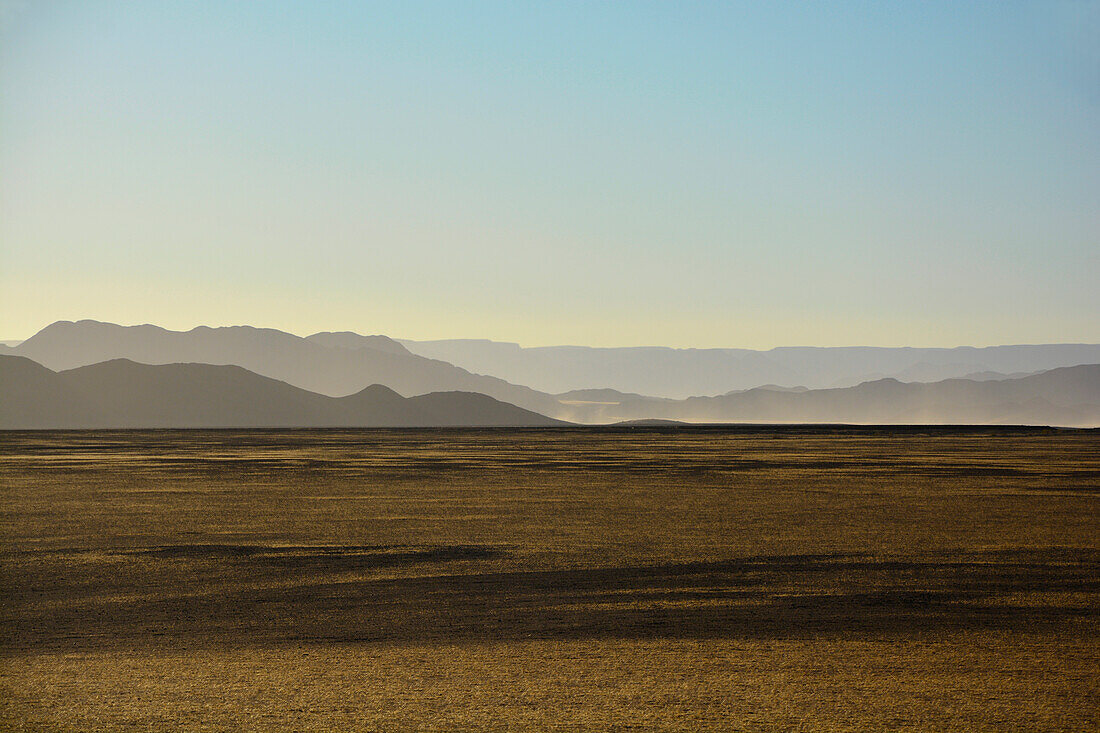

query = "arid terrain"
[{"left": 1, "top": 427, "right": 1098, "bottom": 731}]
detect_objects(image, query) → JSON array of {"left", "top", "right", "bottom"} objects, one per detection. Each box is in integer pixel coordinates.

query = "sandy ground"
[{"left": 1, "top": 427, "right": 1097, "bottom": 731}]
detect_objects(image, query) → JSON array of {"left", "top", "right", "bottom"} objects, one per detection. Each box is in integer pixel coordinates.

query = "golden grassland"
[{"left": 1, "top": 427, "right": 1097, "bottom": 731}]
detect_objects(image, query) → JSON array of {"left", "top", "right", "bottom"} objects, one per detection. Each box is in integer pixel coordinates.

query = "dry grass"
[{"left": 1, "top": 427, "right": 1097, "bottom": 731}]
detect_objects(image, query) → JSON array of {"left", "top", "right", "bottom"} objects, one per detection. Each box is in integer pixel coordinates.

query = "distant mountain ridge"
[
  {"left": 0, "top": 355, "right": 564, "bottom": 429},
  {"left": 4, "top": 354, "right": 1097, "bottom": 428},
  {"left": 7, "top": 320, "right": 563, "bottom": 417},
  {"left": 304, "top": 331, "right": 411, "bottom": 355},
  {"left": 398, "top": 338, "right": 1100, "bottom": 398},
  {"left": 583, "top": 365, "right": 1100, "bottom": 427},
  {"left": 5, "top": 321, "right": 1099, "bottom": 426}
]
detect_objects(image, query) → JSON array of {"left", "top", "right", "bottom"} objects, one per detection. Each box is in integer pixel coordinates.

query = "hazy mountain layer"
[
  {"left": 304, "top": 331, "right": 411, "bottom": 355},
  {"left": 5, "top": 351, "right": 1096, "bottom": 428},
  {"left": 580, "top": 365, "right": 1100, "bottom": 427},
  {"left": 8, "top": 322, "right": 1099, "bottom": 426},
  {"left": 0, "top": 356, "right": 564, "bottom": 429},
  {"left": 9, "top": 321, "right": 562, "bottom": 417},
  {"left": 399, "top": 339, "right": 1100, "bottom": 398}
]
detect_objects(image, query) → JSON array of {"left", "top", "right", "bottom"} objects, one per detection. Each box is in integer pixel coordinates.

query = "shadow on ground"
[{"left": 4, "top": 546, "right": 1097, "bottom": 651}]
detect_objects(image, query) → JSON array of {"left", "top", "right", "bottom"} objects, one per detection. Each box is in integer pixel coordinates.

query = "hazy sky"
[{"left": 2, "top": 1, "right": 1097, "bottom": 347}]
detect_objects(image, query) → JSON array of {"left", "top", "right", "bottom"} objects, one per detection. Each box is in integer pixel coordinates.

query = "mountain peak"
[
  {"left": 347, "top": 383, "right": 405, "bottom": 400},
  {"left": 305, "top": 331, "right": 410, "bottom": 355}
]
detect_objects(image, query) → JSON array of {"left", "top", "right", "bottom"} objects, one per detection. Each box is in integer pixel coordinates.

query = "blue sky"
[{"left": 1, "top": 1, "right": 1097, "bottom": 346}]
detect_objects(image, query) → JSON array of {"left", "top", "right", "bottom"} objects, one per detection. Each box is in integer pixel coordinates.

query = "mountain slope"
[
  {"left": 59, "top": 359, "right": 339, "bottom": 428},
  {"left": 0, "top": 356, "right": 104, "bottom": 429},
  {"left": 0, "top": 356, "right": 564, "bottom": 429},
  {"left": 11, "top": 321, "right": 562, "bottom": 417}
]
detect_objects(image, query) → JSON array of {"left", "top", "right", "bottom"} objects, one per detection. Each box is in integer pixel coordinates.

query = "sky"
[{"left": 1, "top": 1, "right": 1097, "bottom": 348}]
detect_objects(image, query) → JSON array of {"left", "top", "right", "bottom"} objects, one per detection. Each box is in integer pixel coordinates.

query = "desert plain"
[{"left": 1, "top": 426, "right": 1097, "bottom": 731}]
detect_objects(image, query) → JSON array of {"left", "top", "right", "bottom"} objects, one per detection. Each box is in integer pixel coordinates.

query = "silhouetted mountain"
[
  {"left": 6, "top": 351, "right": 1096, "bottom": 428},
  {"left": 955, "top": 370, "right": 1038, "bottom": 382},
  {"left": 0, "top": 356, "right": 565, "bottom": 429},
  {"left": 555, "top": 388, "right": 651, "bottom": 403},
  {"left": 721, "top": 384, "right": 809, "bottom": 396},
  {"left": 399, "top": 341, "right": 790, "bottom": 398},
  {"left": 11, "top": 321, "right": 1099, "bottom": 426},
  {"left": 0, "top": 356, "right": 105, "bottom": 428},
  {"left": 399, "top": 339, "right": 1100, "bottom": 398},
  {"left": 305, "top": 331, "right": 410, "bottom": 355},
  {"left": 11, "top": 321, "right": 562, "bottom": 417},
  {"left": 590, "top": 365, "right": 1100, "bottom": 427}
]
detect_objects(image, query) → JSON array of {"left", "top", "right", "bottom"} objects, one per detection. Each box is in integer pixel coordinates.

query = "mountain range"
[
  {"left": 576, "top": 365, "right": 1100, "bottom": 427},
  {"left": 398, "top": 338, "right": 1100, "bottom": 398},
  {"left": 2, "top": 321, "right": 1099, "bottom": 427},
  {"left": 1, "top": 320, "right": 561, "bottom": 417},
  {"left": 0, "top": 355, "right": 562, "bottom": 429}
]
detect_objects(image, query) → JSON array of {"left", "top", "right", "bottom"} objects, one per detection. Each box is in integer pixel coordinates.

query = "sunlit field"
[{"left": 2, "top": 427, "right": 1097, "bottom": 731}]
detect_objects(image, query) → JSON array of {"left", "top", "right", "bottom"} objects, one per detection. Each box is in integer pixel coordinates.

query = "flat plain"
[{"left": 1, "top": 426, "right": 1098, "bottom": 731}]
